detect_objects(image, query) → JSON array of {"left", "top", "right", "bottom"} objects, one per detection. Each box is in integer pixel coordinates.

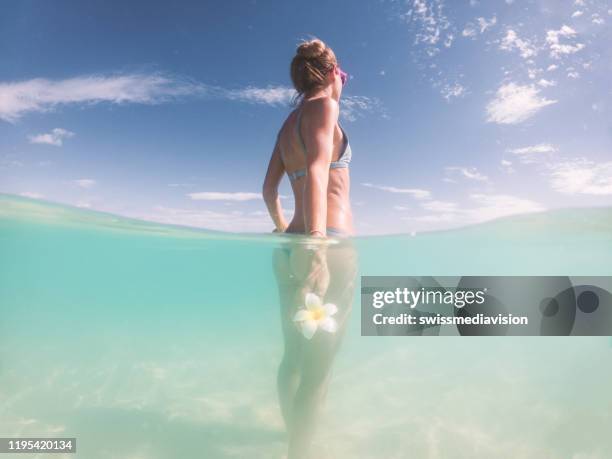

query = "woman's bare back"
[{"left": 277, "top": 98, "right": 354, "bottom": 235}]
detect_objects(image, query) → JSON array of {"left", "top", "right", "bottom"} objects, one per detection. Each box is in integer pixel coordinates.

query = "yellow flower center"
[{"left": 311, "top": 307, "right": 325, "bottom": 321}]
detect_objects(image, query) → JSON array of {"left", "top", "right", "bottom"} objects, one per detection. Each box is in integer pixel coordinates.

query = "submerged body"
[{"left": 273, "top": 237, "right": 357, "bottom": 459}]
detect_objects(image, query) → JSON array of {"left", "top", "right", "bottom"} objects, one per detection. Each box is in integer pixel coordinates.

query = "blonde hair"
[{"left": 290, "top": 38, "right": 337, "bottom": 105}]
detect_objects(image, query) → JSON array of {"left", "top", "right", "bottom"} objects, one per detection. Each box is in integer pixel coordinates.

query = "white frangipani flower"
[{"left": 293, "top": 293, "right": 338, "bottom": 339}]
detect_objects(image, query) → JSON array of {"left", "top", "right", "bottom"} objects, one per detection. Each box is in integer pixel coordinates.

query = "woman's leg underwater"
[
  {"left": 272, "top": 247, "right": 304, "bottom": 433},
  {"left": 287, "top": 242, "right": 358, "bottom": 459}
]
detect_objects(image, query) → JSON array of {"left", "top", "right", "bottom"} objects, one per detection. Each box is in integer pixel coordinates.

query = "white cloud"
[
  {"left": 462, "top": 27, "right": 477, "bottom": 38},
  {"left": 28, "top": 128, "right": 75, "bottom": 146},
  {"left": 136, "top": 205, "right": 274, "bottom": 233},
  {"left": 507, "top": 143, "right": 557, "bottom": 155},
  {"left": 19, "top": 191, "right": 45, "bottom": 199},
  {"left": 74, "top": 179, "right": 96, "bottom": 188},
  {"left": 0, "top": 73, "right": 204, "bottom": 122},
  {"left": 548, "top": 158, "right": 612, "bottom": 195},
  {"left": 547, "top": 64, "right": 558, "bottom": 71},
  {"left": 403, "top": 194, "right": 545, "bottom": 226},
  {"left": 501, "top": 159, "right": 515, "bottom": 173},
  {"left": 571, "top": 10, "right": 584, "bottom": 18},
  {"left": 362, "top": 182, "right": 431, "bottom": 199},
  {"left": 444, "top": 166, "right": 488, "bottom": 181},
  {"left": 410, "top": 0, "right": 450, "bottom": 46},
  {"left": 537, "top": 79, "right": 556, "bottom": 88},
  {"left": 440, "top": 83, "right": 467, "bottom": 101},
  {"left": 466, "top": 193, "right": 545, "bottom": 220},
  {"left": 499, "top": 29, "right": 538, "bottom": 59},
  {"left": 340, "top": 95, "right": 387, "bottom": 122},
  {"left": 187, "top": 191, "right": 262, "bottom": 202},
  {"left": 443, "top": 33, "right": 454, "bottom": 48},
  {"left": 486, "top": 83, "right": 557, "bottom": 124},
  {"left": 507, "top": 143, "right": 557, "bottom": 164},
  {"left": 546, "top": 25, "right": 585, "bottom": 59},
  {"left": 591, "top": 14, "right": 604, "bottom": 25},
  {"left": 224, "top": 85, "right": 294, "bottom": 106},
  {"left": 477, "top": 16, "right": 497, "bottom": 33},
  {"left": 400, "top": 0, "right": 453, "bottom": 57},
  {"left": 0, "top": 73, "right": 385, "bottom": 123},
  {"left": 420, "top": 200, "right": 459, "bottom": 212}
]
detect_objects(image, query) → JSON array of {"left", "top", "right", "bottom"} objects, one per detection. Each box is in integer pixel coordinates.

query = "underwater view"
[{"left": 1, "top": 193, "right": 612, "bottom": 459}]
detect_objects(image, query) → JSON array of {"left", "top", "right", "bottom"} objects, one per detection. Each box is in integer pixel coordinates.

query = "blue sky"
[{"left": 1, "top": 0, "right": 610, "bottom": 235}]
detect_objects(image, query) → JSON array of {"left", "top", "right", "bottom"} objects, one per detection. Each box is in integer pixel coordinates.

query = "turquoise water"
[{"left": 1, "top": 193, "right": 612, "bottom": 459}]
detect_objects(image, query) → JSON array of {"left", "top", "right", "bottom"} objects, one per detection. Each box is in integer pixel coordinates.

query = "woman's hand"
[{"left": 289, "top": 239, "right": 330, "bottom": 307}]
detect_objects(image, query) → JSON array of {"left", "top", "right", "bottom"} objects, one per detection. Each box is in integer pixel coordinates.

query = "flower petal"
[
  {"left": 305, "top": 292, "right": 322, "bottom": 310},
  {"left": 319, "top": 317, "right": 338, "bottom": 333},
  {"left": 323, "top": 303, "right": 338, "bottom": 316},
  {"left": 293, "top": 309, "right": 310, "bottom": 322},
  {"left": 301, "top": 319, "right": 318, "bottom": 339}
]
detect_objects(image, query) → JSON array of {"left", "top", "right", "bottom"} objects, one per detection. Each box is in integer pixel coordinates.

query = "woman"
[
  {"left": 264, "top": 38, "right": 358, "bottom": 459},
  {"left": 262, "top": 38, "right": 354, "bottom": 238}
]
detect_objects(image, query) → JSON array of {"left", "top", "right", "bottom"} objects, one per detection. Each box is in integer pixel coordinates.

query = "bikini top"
[{"left": 279, "top": 107, "right": 352, "bottom": 181}]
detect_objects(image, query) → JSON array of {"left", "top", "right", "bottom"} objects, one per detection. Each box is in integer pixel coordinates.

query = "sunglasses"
[
  {"left": 339, "top": 67, "right": 348, "bottom": 86},
  {"left": 333, "top": 66, "right": 348, "bottom": 86}
]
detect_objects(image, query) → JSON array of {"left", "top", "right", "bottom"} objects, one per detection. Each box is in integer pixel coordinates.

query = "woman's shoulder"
[
  {"left": 303, "top": 96, "right": 339, "bottom": 111},
  {"left": 302, "top": 97, "right": 339, "bottom": 122}
]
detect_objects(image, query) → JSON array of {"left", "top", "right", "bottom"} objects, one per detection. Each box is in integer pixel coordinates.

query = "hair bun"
[
  {"left": 297, "top": 39, "right": 326, "bottom": 59},
  {"left": 290, "top": 38, "right": 337, "bottom": 99}
]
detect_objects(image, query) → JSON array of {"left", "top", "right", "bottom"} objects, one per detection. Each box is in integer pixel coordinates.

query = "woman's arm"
[
  {"left": 262, "top": 137, "right": 288, "bottom": 232},
  {"left": 302, "top": 98, "right": 338, "bottom": 236}
]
